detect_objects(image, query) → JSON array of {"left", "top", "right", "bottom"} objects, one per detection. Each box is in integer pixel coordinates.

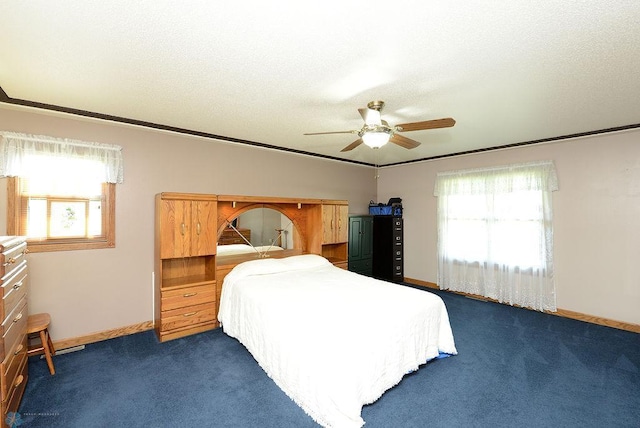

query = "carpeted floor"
[{"left": 17, "top": 288, "right": 640, "bottom": 427}]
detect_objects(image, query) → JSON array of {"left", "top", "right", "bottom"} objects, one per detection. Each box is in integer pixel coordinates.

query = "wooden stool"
[{"left": 27, "top": 313, "right": 56, "bottom": 375}]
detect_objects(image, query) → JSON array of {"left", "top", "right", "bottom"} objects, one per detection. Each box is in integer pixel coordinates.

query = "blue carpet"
[{"left": 17, "top": 289, "right": 640, "bottom": 427}]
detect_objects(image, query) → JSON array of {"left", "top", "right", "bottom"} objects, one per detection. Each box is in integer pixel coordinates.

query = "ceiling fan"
[{"left": 304, "top": 101, "right": 455, "bottom": 152}]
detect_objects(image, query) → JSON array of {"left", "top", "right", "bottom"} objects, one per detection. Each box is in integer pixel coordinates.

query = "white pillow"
[{"left": 279, "top": 254, "right": 332, "bottom": 270}]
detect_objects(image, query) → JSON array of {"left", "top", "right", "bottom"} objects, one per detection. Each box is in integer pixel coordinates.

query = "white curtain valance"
[
  {"left": 434, "top": 160, "right": 558, "bottom": 196},
  {"left": 0, "top": 131, "right": 124, "bottom": 184}
]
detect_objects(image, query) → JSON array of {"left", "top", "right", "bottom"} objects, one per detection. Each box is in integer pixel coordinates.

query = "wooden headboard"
[
  {"left": 154, "top": 191, "right": 347, "bottom": 341},
  {"left": 215, "top": 195, "right": 349, "bottom": 310}
]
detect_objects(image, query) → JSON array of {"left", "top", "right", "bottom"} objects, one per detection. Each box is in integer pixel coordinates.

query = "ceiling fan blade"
[
  {"left": 396, "top": 117, "right": 456, "bottom": 132},
  {"left": 390, "top": 134, "right": 421, "bottom": 150},
  {"left": 340, "top": 138, "right": 364, "bottom": 152},
  {"left": 358, "top": 108, "right": 382, "bottom": 126},
  {"left": 304, "top": 130, "right": 355, "bottom": 135}
]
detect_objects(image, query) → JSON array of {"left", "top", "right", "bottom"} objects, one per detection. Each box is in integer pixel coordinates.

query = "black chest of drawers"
[{"left": 372, "top": 216, "right": 403, "bottom": 282}]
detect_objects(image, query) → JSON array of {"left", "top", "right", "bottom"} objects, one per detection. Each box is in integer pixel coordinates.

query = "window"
[
  {"left": 7, "top": 178, "right": 115, "bottom": 252},
  {"left": 1, "top": 132, "right": 123, "bottom": 253},
  {"left": 444, "top": 189, "right": 544, "bottom": 268},
  {"left": 434, "top": 161, "right": 558, "bottom": 312}
]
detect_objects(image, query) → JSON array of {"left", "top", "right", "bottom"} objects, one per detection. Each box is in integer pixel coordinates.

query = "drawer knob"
[
  {"left": 183, "top": 292, "right": 197, "bottom": 298},
  {"left": 14, "top": 344, "right": 23, "bottom": 355},
  {"left": 14, "top": 374, "right": 24, "bottom": 387},
  {"left": 13, "top": 313, "right": 23, "bottom": 323},
  {"left": 3, "top": 257, "right": 16, "bottom": 267},
  {"left": 183, "top": 312, "right": 197, "bottom": 317},
  {"left": 13, "top": 281, "right": 22, "bottom": 290}
]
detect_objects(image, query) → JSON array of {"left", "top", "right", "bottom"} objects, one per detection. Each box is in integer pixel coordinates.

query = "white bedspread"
[{"left": 218, "top": 254, "right": 457, "bottom": 428}]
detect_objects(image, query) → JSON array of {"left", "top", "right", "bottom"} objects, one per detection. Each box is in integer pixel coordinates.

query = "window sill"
[{"left": 25, "top": 238, "right": 115, "bottom": 253}]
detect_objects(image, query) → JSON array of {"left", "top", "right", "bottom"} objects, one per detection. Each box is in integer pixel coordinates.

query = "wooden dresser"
[
  {"left": 0, "top": 237, "right": 28, "bottom": 426},
  {"left": 218, "top": 228, "right": 251, "bottom": 245}
]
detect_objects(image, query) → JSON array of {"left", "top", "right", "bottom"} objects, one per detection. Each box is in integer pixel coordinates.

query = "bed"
[{"left": 218, "top": 254, "right": 457, "bottom": 428}]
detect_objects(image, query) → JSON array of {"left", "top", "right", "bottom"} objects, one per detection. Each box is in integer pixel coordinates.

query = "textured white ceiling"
[{"left": 1, "top": 1, "right": 639, "bottom": 165}]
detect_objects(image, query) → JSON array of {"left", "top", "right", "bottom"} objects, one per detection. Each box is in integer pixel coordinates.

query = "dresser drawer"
[
  {"left": 161, "top": 283, "right": 216, "bottom": 312},
  {"left": 0, "top": 335, "right": 26, "bottom": 402},
  {"left": 2, "top": 264, "right": 27, "bottom": 316},
  {"left": 1, "top": 299, "right": 27, "bottom": 359},
  {"left": 349, "top": 258, "right": 372, "bottom": 270},
  {"left": 349, "top": 259, "right": 373, "bottom": 276},
  {"left": 160, "top": 302, "right": 217, "bottom": 331},
  {"left": 2, "top": 353, "right": 27, "bottom": 417},
  {"left": 0, "top": 241, "right": 27, "bottom": 280}
]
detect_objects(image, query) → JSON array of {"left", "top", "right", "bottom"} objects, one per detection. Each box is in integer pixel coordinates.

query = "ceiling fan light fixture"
[
  {"left": 304, "top": 100, "right": 454, "bottom": 153},
  {"left": 362, "top": 130, "right": 391, "bottom": 149}
]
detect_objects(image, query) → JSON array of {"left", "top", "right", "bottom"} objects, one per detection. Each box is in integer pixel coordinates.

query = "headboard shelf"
[{"left": 217, "top": 249, "right": 304, "bottom": 269}]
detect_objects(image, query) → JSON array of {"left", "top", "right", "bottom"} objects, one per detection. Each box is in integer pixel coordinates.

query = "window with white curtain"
[
  {"left": 434, "top": 161, "right": 558, "bottom": 312},
  {"left": 0, "top": 132, "right": 124, "bottom": 252}
]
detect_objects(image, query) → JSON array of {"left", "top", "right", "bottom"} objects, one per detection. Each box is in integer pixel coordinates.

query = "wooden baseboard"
[
  {"left": 53, "top": 321, "right": 154, "bottom": 351},
  {"left": 404, "top": 277, "right": 640, "bottom": 334},
  {"left": 404, "top": 278, "right": 439, "bottom": 290}
]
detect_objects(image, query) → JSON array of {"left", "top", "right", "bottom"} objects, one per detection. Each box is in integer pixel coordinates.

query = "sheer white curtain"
[
  {"left": 0, "top": 131, "right": 124, "bottom": 185},
  {"left": 434, "top": 161, "right": 558, "bottom": 312}
]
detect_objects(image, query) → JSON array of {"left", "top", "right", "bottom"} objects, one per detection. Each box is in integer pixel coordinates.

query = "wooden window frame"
[{"left": 7, "top": 177, "right": 116, "bottom": 253}]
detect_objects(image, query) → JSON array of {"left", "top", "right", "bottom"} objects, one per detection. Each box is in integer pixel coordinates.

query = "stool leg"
[
  {"left": 39, "top": 330, "right": 55, "bottom": 375},
  {"left": 47, "top": 332, "right": 56, "bottom": 355}
]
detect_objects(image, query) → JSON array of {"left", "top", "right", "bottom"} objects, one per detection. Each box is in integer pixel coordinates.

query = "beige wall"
[
  {"left": 0, "top": 105, "right": 377, "bottom": 341},
  {"left": 2, "top": 103, "right": 638, "bottom": 340},
  {"left": 377, "top": 129, "right": 640, "bottom": 325}
]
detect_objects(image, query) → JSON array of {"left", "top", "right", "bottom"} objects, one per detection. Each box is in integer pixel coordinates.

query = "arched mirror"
[{"left": 217, "top": 207, "right": 297, "bottom": 258}]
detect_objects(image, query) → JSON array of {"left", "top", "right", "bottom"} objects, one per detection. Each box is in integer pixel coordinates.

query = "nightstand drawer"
[
  {"left": 161, "top": 283, "right": 216, "bottom": 312},
  {"left": 160, "top": 302, "right": 217, "bottom": 331}
]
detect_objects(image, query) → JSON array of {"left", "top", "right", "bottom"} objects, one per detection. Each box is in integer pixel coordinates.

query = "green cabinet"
[{"left": 348, "top": 215, "right": 373, "bottom": 276}]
